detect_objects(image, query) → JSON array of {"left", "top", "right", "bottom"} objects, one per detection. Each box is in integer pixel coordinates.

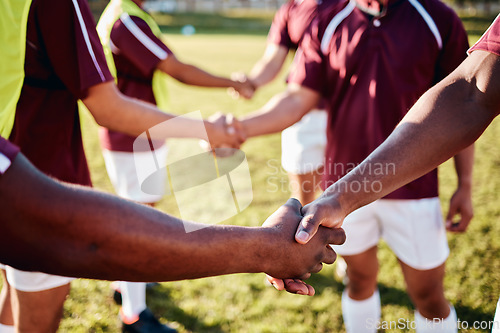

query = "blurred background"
[{"left": 12, "top": 1, "right": 500, "bottom": 332}]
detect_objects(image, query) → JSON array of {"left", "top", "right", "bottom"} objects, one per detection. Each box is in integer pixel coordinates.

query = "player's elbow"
[{"left": 83, "top": 82, "right": 127, "bottom": 128}]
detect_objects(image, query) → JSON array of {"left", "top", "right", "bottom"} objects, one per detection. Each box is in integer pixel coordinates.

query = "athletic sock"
[
  {"left": 120, "top": 281, "right": 147, "bottom": 321},
  {"left": 0, "top": 324, "right": 15, "bottom": 333},
  {"left": 342, "top": 289, "right": 381, "bottom": 333},
  {"left": 415, "top": 304, "right": 457, "bottom": 333}
]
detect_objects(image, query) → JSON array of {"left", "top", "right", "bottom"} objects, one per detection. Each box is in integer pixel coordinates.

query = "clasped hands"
[
  {"left": 205, "top": 109, "right": 347, "bottom": 296},
  {"left": 263, "top": 196, "right": 346, "bottom": 296},
  {"left": 228, "top": 72, "right": 256, "bottom": 100},
  {"left": 204, "top": 112, "right": 246, "bottom": 151}
]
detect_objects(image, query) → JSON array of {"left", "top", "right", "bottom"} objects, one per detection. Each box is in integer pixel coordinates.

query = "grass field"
[{"left": 7, "top": 11, "right": 500, "bottom": 333}]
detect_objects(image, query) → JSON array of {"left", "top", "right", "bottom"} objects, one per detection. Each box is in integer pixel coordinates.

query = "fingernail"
[
  {"left": 296, "top": 290, "right": 306, "bottom": 295},
  {"left": 296, "top": 231, "right": 309, "bottom": 243},
  {"left": 271, "top": 282, "right": 279, "bottom": 290}
]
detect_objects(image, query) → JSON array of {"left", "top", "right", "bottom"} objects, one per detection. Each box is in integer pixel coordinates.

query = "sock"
[
  {"left": 342, "top": 289, "right": 381, "bottom": 333},
  {"left": 415, "top": 304, "right": 457, "bottom": 333},
  {"left": 0, "top": 324, "right": 15, "bottom": 333},
  {"left": 492, "top": 298, "right": 500, "bottom": 333},
  {"left": 120, "top": 281, "right": 147, "bottom": 321}
]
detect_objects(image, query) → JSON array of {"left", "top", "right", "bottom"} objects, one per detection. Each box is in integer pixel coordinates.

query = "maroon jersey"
[
  {"left": 99, "top": 15, "right": 173, "bottom": 152},
  {"left": 9, "top": 0, "right": 113, "bottom": 186},
  {"left": 268, "top": 0, "right": 325, "bottom": 50},
  {"left": 469, "top": 14, "right": 500, "bottom": 56},
  {"left": 0, "top": 137, "right": 20, "bottom": 176},
  {"left": 289, "top": 0, "right": 469, "bottom": 199}
]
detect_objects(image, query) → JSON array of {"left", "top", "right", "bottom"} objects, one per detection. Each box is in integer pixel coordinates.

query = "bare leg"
[
  {"left": 288, "top": 167, "right": 323, "bottom": 205},
  {"left": 399, "top": 260, "right": 450, "bottom": 319},
  {"left": 12, "top": 284, "right": 70, "bottom": 333},
  {"left": 343, "top": 246, "right": 379, "bottom": 299},
  {"left": 0, "top": 270, "right": 13, "bottom": 326},
  {"left": 342, "top": 246, "right": 380, "bottom": 333}
]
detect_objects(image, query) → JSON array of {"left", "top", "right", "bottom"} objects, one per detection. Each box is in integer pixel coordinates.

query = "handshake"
[
  {"left": 260, "top": 198, "right": 346, "bottom": 296},
  {"left": 203, "top": 112, "right": 247, "bottom": 152},
  {"left": 202, "top": 72, "right": 255, "bottom": 151}
]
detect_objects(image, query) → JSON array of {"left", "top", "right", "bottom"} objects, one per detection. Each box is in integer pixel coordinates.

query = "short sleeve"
[
  {"left": 0, "top": 137, "right": 20, "bottom": 176},
  {"left": 34, "top": 0, "right": 113, "bottom": 99},
  {"left": 111, "top": 15, "right": 173, "bottom": 77},
  {"left": 469, "top": 14, "right": 500, "bottom": 57},
  {"left": 267, "top": 1, "right": 294, "bottom": 48},
  {"left": 287, "top": 19, "right": 327, "bottom": 94}
]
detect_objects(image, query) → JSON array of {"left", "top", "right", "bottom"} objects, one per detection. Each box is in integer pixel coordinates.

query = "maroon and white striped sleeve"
[
  {"left": 111, "top": 14, "right": 173, "bottom": 77},
  {"left": 35, "top": 0, "right": 114, "bottom": 98},
  {"left": 0, "top": 137, "right": 20, "bottom": 176}
]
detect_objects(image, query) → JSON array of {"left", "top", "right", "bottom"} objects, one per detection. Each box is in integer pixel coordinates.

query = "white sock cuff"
[
  {"left": 0, "top": 323, "right": 15, "bottom": 333},
  {"left": 120, "top": 281, "right": 147, "bottom": 319},
  {"left": 342, "top": 289, "right": 381, "bottom": 333},
  {"left": 415, "top": 304, "right": 457, "bottom": 333}
]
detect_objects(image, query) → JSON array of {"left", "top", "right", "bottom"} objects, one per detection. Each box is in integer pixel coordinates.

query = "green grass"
[{"left": 7, "top": 13, "right": 500, "bottom": 333}]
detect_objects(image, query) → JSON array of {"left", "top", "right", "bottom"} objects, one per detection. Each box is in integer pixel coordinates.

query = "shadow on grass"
[
  {"left": 147, "top": 284, "right": 225, "bottom": 333},
  {"left": 308, "top": 273, "right": 494, "bottom": 326}
]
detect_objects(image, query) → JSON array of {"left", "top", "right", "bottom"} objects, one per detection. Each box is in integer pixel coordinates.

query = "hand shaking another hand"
[
  {"left": 262, "top": 199, "right": 346, "bottom": 296},
  {"left": 203, "top": 112, "right": 246, "bottom": 156},
  {"left": 228, "top": 72, "right": 256, "bottom": 100}
]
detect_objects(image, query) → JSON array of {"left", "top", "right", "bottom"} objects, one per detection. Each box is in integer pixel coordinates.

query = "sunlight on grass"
[{"left": 5, "top": 12, "right": 496, "bottom": 333}]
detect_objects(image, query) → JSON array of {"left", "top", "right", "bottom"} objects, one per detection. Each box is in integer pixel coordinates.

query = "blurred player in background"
[
  {"left": 239, "top": 0, "right": 329, "bottom": 205},
  {"left": 96, "top": 0, "right": 254, "bottom": 331},
  {"left": 224, "top": 0, "right": 474, "bottom": 331},
  {"left": 0, "top": 0, "right": 243, "bottom": 332},
  {"left": 285, "top": 14, "right": 500, "bottom": 333}
]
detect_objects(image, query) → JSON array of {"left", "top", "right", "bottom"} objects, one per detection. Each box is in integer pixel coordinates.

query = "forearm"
[
  {"left": 453, "top": 144, "right": 474, "bottom": 188},
  {"left": 248, "top": 44, "right": 289, "bottom": 88},
  {"left": 240, "top": 86, "right": 319, "bottom": 137},
  {"left": 83, "top": 82, "right": 212, "bottom": 141},
  {"left": 320, "top": 52, "right": 500, "bottom": 216},
  {"left": 174, "top": 63, "right": 240, "bottom": 89},
  {"left": 0, "top": 154, "right": 269, "bottom": 281}
]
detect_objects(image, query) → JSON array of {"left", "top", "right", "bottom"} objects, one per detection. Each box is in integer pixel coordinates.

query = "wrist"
[
  {"left": 242, "top": 227, "right": 274, "bottom": 274},
  {"left": 458, "top": 181, "right": 472, "bottom": 191},
  {"left": 203, "top": 120, "right": 215, "bottom": 141},
  {"left": 457, "top": 177, "right": 472, "bottom": 189},
  {"left": 231, "top": 80, "right": 242, "bottom": 90},
  {"left": 254, "top": 227, "right": 282, "bottom": 274},
  {"left": 246, "top": 78, "right": 258, "bottom": 91},
  {"left": 239, "top": 119, "right": 253, "bottom": 138},
  {"left": 320, "top": 182, "right": 353, "bottom": 219}
]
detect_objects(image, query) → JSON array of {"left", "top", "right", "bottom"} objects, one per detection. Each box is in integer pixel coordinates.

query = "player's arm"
[
  {"left": 295, "top": 49, "right": 500, "bottom": 244},
  {"left": 0, "top": 152, "right": 345, "bottom": 284},
  {"left": 248, "top": 43, "right": 290, "bottom": 88},
  {"left": 446, "top": 144, "right": 474, "bottom": 232},
  {"left": 157, "top": 55, "right": 254, "bottom": 98},
  {"left": 81, "top": 81, "right": 244, "bottom": 147},
  {"left": 236, "top": 83, "right": 320, "bottom": 138}
]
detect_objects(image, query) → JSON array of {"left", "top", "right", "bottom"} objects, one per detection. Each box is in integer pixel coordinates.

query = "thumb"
[{"left": 295, "top": 206, "right": 323, "bottom": 244}]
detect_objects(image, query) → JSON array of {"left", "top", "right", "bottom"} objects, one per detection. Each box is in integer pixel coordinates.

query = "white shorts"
[
  {"left": 331, "top": 198, "right": 449, "bottom": 270},
  {"left": 102, "top": 145, "right": 168, "bottom": 203},
  {"left": 281, "top": 110, "right": 327, "bottom": 175},
  {"left": 2, "top": 265, "right": 73, "bottom": 292}
]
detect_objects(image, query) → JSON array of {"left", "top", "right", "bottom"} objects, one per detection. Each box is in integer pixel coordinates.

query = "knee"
[
  {"left": 411, "top": 285, "right": 448, "bottom": 315},
  {"left": 346, "top": 268, "right": 378, "bottom": 298}
]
